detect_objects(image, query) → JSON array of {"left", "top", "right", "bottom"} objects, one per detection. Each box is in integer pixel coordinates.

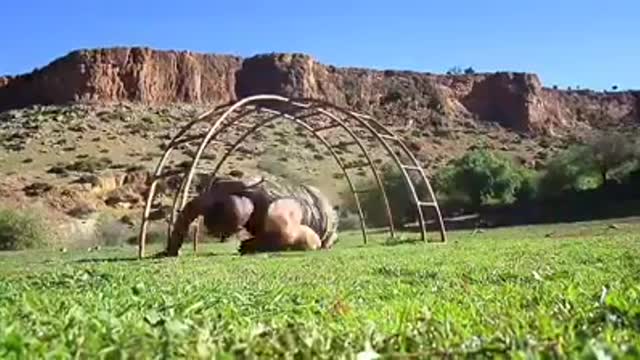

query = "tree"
[
  {"left": 435, "top": 150, "right": 527, "bottom": 208},
  {"left": 446, "top": 66, "right": 475, "bottom": 75},
  {"left": 513, "top": 168, "right": 540, "bottom": 203},
  {"left": 446, "top": 66, "right": 464, "bottom": 75},
  {"left": 537, "top": 133, "right": 638, "bottom": 197},
  {"left": 537, "top": 145, "right": 593, "bottom": 197},
  {"left": 0, "top": 207, "right": 50, "bottom": 251},
  {"left": 583, "top": 133, "right": 638, "bottom": 187}
]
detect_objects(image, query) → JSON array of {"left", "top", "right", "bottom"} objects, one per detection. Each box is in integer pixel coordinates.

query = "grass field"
[{"left": 1, "top": 219, "right": 639, "bottom": 359}]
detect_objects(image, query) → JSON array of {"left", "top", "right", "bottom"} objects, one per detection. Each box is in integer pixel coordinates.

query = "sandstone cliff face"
[
  {"left": 460, "top": 72, "right": 544, "bottom": 132},
  {"left": 541, "top": 88, "right": 640, "bottom": 130},
  {"left": 1, "top": 47, "right": 638, "bottom": 134},
  {"left": 237, "top": 53, "right": 459, "bottom": 127},
  {"left": 0, "top": 47, "right": 242, "bottom": 110}
]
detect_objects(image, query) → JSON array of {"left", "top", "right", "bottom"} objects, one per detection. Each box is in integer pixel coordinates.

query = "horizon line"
[{"left": 1, "top": 45, "right": 638, "bottom": 93}]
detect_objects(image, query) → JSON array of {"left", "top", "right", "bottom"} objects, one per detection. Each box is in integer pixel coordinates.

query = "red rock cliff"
[
  {"left": 0, "top": 47, "right": 242, "bottom": 109},
  {"left": 1, "top": 47, "right": 638, "bottom": 134}
]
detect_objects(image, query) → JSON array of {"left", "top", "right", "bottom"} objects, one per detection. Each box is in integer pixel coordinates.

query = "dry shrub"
[
  {"left": 0, "top": 206, "right": 51, "bottom": 251},
  {"left": 94, "top": 213, "right": 134, "bottom": 247}
]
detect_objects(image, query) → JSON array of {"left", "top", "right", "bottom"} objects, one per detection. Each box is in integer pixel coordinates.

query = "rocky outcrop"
[
  {"left": 1, "top": 47, "right": 638, "bottom": 134},
  {"left": 460, "top": 72, "right": 544, "bottom": 132},
  {"left": 0, "top": 47, "right": 242, "bottom": 110},
  {"left": 235, "top": 53, "right": 331, "bottom": 100},
  {"left": 541, "top": 88, "right": 640, "bottom": 130}
]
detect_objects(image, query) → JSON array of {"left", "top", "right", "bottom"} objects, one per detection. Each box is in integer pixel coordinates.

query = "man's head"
[
  {"left": 202, "top": 194, "right": 254, "bottom": 240},
  {"left": 165, "top": 176, "right": 264, "bottom": 255},
  {"left": 198, "top": 176, "right": 265, "bottom": 239}
]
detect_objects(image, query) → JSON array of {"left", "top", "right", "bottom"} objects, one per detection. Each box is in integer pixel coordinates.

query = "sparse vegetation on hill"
[
  {"left": 0, "top": 68, "right": 639, "bottom": 250},
  {"left": 0, "top": 102, "right": 560, "bottom": 232}
]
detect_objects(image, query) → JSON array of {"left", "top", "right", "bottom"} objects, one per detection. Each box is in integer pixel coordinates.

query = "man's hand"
[{"left": 151, "top": 249, "right": 179, "bottom": 258}]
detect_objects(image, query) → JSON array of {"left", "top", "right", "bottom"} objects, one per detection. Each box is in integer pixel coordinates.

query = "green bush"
[
  {"left": 537, "top": 145, "right": 600, "bottom": 198},
  {"left": 341, "top": 150, "right": 531, "bottom": 227},
  {"left": 435, "top": 149, "right": 528, "bottom": 208},
  {"left": 582, "top": 132, "right": 638, "bottom": 186},
  {"left": 538, "top": 133, "right": 639, "bottom": 197},
  {"left": 94, "top": 214, "right": 134, "bottom": 247},
  {"left": 513, "top": 168, "right": 540, "bottom": 203},
  {"left": 0, "top": 207, "right": 50, "bottom": 251},
  {"left": 341, "top": 137, "right": 639, "bottom": 217},
  {"left": 628, "top": 167, "right": 640, "bottom": 185}
]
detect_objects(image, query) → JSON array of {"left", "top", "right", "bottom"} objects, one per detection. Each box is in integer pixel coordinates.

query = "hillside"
[{"left": 1, "top": 47, "right": 639, "bottom": 249}]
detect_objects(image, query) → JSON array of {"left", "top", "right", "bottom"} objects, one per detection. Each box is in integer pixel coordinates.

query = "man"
[{"left": 159, "top": 175, "right": 339, "bottom": 257}]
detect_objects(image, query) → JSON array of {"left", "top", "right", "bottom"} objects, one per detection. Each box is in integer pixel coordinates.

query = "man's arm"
[{"left": 159, "top": 196, "right": 205, "bottom": 257}]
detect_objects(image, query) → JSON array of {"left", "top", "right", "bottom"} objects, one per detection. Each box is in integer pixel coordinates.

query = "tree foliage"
[
  {"left": 537, "top": 145, "right": 594, "bottom": 197},
  {"left": 538, "top": 133, "right": 639, "bottom": 197},
  {"left": 582, "top": 132, "right": 638, "bottom": 186},
  {"left": 340, "top": 134, "right": 640, "bottom": 221},
  {"left": 435, "top": 150, "right": 528, "bottom": 208}
]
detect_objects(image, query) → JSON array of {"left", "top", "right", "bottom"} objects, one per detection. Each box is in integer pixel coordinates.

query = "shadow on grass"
[
  {"left": 195, "top": 251, "right": 237, "bottom": 258},
  {"left": 382, "top": 237, "right": 424, "bottom": 247},
  {"left": 240, "top": 251, "right": 312, "bottom": 259},
  {"left": 73, "top": 251, "right": 235, "bottom": 263},
  {"left": 73, "top": 256, "right": 139, "bottom": 264}
]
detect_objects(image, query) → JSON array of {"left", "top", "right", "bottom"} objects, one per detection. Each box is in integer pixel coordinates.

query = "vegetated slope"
[
  {"left": 0, "top": 100, "right": 588, "bottom": 248},
  {"left": 0, "top": 220, "right": 638, "bottom": 357},
  {"left": 1, "top": 47, "right": 639, "bottom": 249}
]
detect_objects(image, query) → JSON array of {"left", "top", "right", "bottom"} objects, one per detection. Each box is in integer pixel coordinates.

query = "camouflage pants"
[{"left": 236, "top": 178, "right": 339, "bottom": 249}]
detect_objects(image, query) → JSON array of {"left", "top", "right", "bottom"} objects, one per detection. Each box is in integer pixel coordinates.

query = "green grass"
[{"left": 1, "top": 219, "right": 639, "bottom": 358}]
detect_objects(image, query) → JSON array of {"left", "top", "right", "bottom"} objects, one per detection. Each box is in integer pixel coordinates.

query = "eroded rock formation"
[{"left": 1, "top": 47, "right": 638, "bottom": 134}]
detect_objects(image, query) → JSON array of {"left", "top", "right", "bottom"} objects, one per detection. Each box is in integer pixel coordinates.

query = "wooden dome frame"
[{"left": 137, "top": 95, "right": 447, "bottom": 258}]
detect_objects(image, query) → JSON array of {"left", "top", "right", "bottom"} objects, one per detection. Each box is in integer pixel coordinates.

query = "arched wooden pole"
[
  {"left": 286, "top": 98, "right": 447, "bottom": 243},
  {"left": 203, "top": 109, "right": 312, "bottom": 192},
  {"left": 177, "top": 96, "right": 292, "bottom": 220},
  {"left": 138, "top": 95, "right": 447, "bottom": 258},
  {"left": 246, "top": 107, "right": 370, "bottom": 244},
  {"left": 167, "top": 109, "right": 314, "bottom": 249},
  {"left": 255, "top": 106, "right": 392, "bottom": 243},
  {"left": 137, "top": 105, "right": 228, "bottom": 259},
  {"left": 137, "top": 105, "right": 259, "bottom": 258},
  {"left": 311, "top": 108, "right": 396, "bottom": 239},
  {"left": 173, "top": 105, "right": 373, "bottom": 249},
  {"left": 345, "top": 108, "right": 446, "bottom": 241}
]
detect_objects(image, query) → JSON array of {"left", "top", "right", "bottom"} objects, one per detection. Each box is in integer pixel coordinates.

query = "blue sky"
[{"left": 1, "top": 0, "right": 638, "bottom": 90}]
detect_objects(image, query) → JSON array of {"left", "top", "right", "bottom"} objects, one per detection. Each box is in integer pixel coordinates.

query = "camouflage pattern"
[{"left": 237, "top": 177, "right": 339, "bottom": 248}]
